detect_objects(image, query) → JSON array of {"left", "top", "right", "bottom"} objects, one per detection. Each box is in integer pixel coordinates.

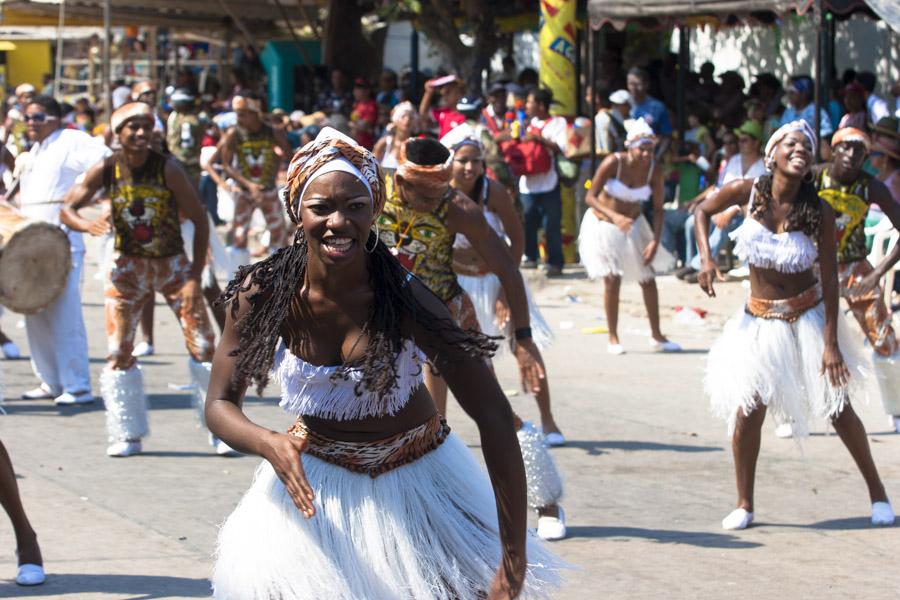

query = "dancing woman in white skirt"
[
  {"left": 695, "top": 120, "right": 894, "bottom": 530},
  {"left": 205, "top": 128, "right": 561, "bottom": 599},
  {"left": 579, "top": 118, "right": 679, "bottom": 354}
]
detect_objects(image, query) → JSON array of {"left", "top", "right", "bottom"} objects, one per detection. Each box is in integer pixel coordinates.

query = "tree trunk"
[{"left": 325, "top": 0, "right": 386, "bottom": 80}]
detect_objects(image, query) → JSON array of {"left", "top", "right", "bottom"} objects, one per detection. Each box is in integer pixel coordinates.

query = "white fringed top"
[
  {"left": 602, "top": 153, "right": 654, "bottom": 203},
  {"left": 729, "top": 217, "right": 818, "bottom": 273},
  {"left": 273, "top": 339, "right": 426, "bottom": 421}
]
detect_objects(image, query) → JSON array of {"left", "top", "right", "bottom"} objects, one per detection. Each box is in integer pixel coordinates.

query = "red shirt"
[
  {"left": 351, "top": 99, "right": 378, "bottom": 149},
  {"left": 432, "top": 106, "right": 465, "bottom": 139}
]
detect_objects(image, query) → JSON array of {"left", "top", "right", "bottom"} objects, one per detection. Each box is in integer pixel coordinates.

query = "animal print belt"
[
  {"left": 745, "top": 283, "right": 822, "bottom": 322},
  {"left": 287, "top": 414, "right": 451, "bottom": 478}
]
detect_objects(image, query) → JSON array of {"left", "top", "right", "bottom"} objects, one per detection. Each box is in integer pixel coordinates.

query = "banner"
[{"left": 539, "top": 0, "right": 578, "bottom": 264}]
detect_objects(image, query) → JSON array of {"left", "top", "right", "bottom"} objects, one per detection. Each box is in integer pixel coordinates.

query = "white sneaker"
[
  {"left": 774, "top": 423, "right": 794, "bottom": 439},
  {"left": 1, "top": 341, "right": 20, "bottom": 359},
  {"left": 15, "top": 563, "right": 45, "bottom": 586},
  {"left": 536, "top": 506, "right": 567, "bottom": 541},
  {"left": 213, "top": 438, "right": 240, "bottom": 456},
  {"left": 54, "top": 391, "right": 95, "bottom": 406},
  {"left": 607, "top": 343, "right": 625, "bottom": 355},
  {"left": 722, "top": 507, "right": 754, "bottom": 530},
  {"left": 132, "top": 342, "right": 154, "bottom": 357},
  {"left": 650, "top": 338, "right": 681, "bottom": 353},
  {"left": 21, "top": 384, "right": 56, "bottom": 400},
  {"left": 872, "top": 501, "right": 895, "bottom": 526},
  {"left": 107, "top": 441, "right": 142, "bottom": 457},
  {"left": 543, "top": 431, "right": 566, "bottom": 447}
]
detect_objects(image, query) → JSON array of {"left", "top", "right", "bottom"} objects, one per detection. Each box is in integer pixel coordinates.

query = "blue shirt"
[
  {"left": 780, "top": 103, "right": 833, "bottom": 137},
  {"left": 631, "top": 96, "right": 672, "bottom": 135}
]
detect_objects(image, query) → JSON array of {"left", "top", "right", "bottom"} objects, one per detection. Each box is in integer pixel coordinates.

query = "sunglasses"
[{"left": 24, "top": 113, "right": 57, "bottom": 123}]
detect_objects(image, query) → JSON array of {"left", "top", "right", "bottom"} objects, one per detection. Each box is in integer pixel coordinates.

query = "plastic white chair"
[{"left": 865, "top": 218, "right": 900, "bottom": 305}]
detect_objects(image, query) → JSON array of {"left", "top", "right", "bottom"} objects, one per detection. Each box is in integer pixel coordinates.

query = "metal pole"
[
  {"left": 676, "top": 25, "right": 688, "bottom": 143},
  {"left": 102, "top": 0, "right": 111, "bottom": 124},
  {"left": 410, "top": 28, "right": 419, "bottom": 104},
  {"left": 53, "top": 0, "right": 66, "bottom": 101},
  {"left": 589, "top": 26, "right": 597, "bottom": 176},
  {"left": 814, "top": 0, "right": 823, "bottom": 161}
]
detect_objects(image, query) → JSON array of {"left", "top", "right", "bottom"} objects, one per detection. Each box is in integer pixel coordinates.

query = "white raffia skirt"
[
  {"left": 578, "top": 211, "right": 674, "bottom": 283},
  {"left": 457, "top": 273, "right": 554, "bottom": 350},
  {"left": 705, "top": 302, "right": 869, "bottom": 437},
  {"left": 212, "top": 433, "right": 562, "bottom": 600}
]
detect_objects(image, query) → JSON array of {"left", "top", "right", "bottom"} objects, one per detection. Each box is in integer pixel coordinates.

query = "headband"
[
  {"left": 111, "top": 102, "right": 154, "bottom": 133},
  {"left": 232, "top": 95, "right": 262, "bottom": 114},
  {"left": 396, "top": 140, "right": 454, "bottom": 194},
  {"left": 284, "top": 127, "right": 385, "bottom": 224},
  {"left": 451, "top": 137, "right": 484, "bottom": 153},
  {"left": 625, "top": 117, "right": 657, "bottom": 148},
  {"left": 390, "top": 100, "right": 417, "bottom": 124},
  {"left": 831, "top": 127, "right": 871, "bottom": 152},
  {"left": 764, "top": 120, "right": 817, "bottom": 165},
  {"left": 298, "top": 157, "right": 373, "bottom": 203}
]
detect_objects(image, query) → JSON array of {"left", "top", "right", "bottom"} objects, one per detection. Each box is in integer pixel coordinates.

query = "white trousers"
[{"left": 25, "top": 248, "right": 92, "bottom": 395}]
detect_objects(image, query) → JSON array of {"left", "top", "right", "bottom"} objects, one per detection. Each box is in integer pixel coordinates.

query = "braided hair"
[
  {"left": 750, "top": 174, "right": 821, "bottom": 238},
  {"left": 219, "top": 133, "right": 497, "bottom": 400}
]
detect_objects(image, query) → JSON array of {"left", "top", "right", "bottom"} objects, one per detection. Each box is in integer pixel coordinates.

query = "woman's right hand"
[
  {"left": 87, "top": 216, "right": 111, "bottom": 236},
  {"left": 261, "top": 431, "right": 316, "bottom": 518},
  {"left": 696, "top": 259, "right": 723, "bottom": 298},
  {"left": 612, "top": 213, "right": 633, "bottom": 233}
]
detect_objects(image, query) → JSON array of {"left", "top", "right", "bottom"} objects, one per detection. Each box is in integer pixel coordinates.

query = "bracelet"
[{"left": 514, "top": 327, "right": 532, "bottom": 341}]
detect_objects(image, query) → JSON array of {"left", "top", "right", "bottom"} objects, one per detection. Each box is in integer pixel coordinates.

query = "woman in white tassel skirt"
[
  {"left": 206, "top": 128, "right": 562, "bottom": 599},
  {"left": 694, "top": 120, "right": 894, "bottom": 531},
  {"left": 578, "top": 118, "right": 679, "bottom": 355}
]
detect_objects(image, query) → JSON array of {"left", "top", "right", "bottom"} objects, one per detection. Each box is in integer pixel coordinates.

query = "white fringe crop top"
[
  {"left": 273, "top": 339, "right": 426, "bottom": 421},
  {"left": 729, "top": 217, "right": 818, "bottom": 273},
  {"left": 602, "top": 153, "right": 654, "bottom": 204}
]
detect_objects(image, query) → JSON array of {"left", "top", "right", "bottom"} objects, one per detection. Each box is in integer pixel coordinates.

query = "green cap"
[{"left": 734, "top": 120, "right": 763, "bottom": 142}]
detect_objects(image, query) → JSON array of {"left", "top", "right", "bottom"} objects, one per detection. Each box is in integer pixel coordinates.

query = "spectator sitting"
[
  {"left": 627, "top": 67, "right": 672, "bottom": 154},
  {"left": 661, "top": 140, "right": 706, "bottom": 262},
  {"left": 315, "top": 67, "right": 353, "bottom": 116},
  {"left": 857, "top": 71, "right": 890, "bottom": 126},
  {"left": 678, "top": 120, "right": 766, "bottom": 282},
  {"left": 713, "top": 71, "right": 746, "bottom": 130},
  {"left": 376, "top": 69, "right": 400, "bottom": 107},
  {"left": 685, "top": 106, "right": 716, "bottom": 160},
  {"left": 839, "top": 81, "right": 868, "bottom": 131},
  {"left": 349, "top": 77, "right": 377, "bottom": 149},
  {"left": 781, "top": 75, "right": 833, "bottom": 139}
]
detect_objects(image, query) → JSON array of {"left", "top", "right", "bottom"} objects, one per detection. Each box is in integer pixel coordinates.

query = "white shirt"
[
  {"left": 19, "top": 128, "right": 111, "bottom": 250},
  {"left": 867, "top": 94, "right": 890, "bottom": 125},
  {"left": 518, "top": 115, "right": 568, "bottom": 194},
  {"left": 720, "top": 154, "right": 766, "bottom": 187}
]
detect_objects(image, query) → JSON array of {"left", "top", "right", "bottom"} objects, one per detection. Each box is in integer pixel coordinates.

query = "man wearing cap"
[
  {"left": 61, "top": 102, "right": 224, "bottom": 457},
  {"left": 4, "top": 83, "right": 36, "bottom": 153},
  {"left": 482, "top": 83, "right": 508, "bottom": 133},
  {"left": 166, "top": 88, "right": 204, "bottom": 188},
  {"left": 781, "top": 75, "right": 833, "bottom": 139},
  {"left": 597, "top": 89, "right": 629, "bottom": 155},
  {"left": 219, "top": 94, "right": 292, "bottom": 262},
  {"left": 678, "top": 120, "right": 766, "bottom": 282},
  {"left": 17, "top": 95, "right": 110, "bottom": 406},
  {"left": 815, "top": 127, "right": 900, "bottom": 432}
]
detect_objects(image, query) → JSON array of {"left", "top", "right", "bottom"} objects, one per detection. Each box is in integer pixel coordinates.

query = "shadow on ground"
[
  {"left": 761, "top": 517, "right": 896, "bottom": 531},
  {"left": 0, "top": 573, "right": 210, "bottom": 598},
  {"left": 565, "top": 525, "right": 761, "bottom": 549},
  {"left": 564, "top": 440, "right": 723, "bottom": 456}
]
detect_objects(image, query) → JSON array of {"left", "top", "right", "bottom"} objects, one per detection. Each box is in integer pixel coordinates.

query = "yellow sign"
[{"left": 538, "top": 0, "right": 577, "bottom": 117}]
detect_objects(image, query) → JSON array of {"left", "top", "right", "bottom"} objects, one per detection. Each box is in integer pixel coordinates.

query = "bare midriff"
[
  {"left": 748, "top": 266, "right": 818, "bottom": 301},
  {"left": 301, "top": 384, "right": 438, "bottom": 443},
  {"left": 593, "top": 190, "right": 644, "bottom": 221},
  {"left": 452, "top": 246, "right": 489, "bottom": 276}
]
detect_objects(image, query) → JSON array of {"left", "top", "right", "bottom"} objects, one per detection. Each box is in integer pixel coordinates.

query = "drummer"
[
  {"left": 60, "top": 102, "right": 224, "bottom": 458},
  {"left": 17, "top": 95, "right": 110, "bottom": 406}
]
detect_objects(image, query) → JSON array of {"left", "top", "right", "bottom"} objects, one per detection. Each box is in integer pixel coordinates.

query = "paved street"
[{"left": 1, "top": 239, "right": 898, "bottom": 599}]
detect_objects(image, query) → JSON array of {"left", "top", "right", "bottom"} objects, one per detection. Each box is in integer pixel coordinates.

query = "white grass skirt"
[
  {"left": 457, "top": 273, "right": 554, "bottom": 350},
  {"left": 213, "top": 433, "right": 562, "bottom": 599},
  {"left": 705, "top": 303, "right": 868, "bottom": 436},
  {"left": 578, "top": 211, "right": 674, "bottom": 282}
]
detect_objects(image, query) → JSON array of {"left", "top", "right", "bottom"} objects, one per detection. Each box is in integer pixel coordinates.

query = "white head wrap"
[
  {"left": 299, "top": 157, "right": 373, "bottom": 203},
  {"left": 764, "top": 120, "right": 817, "bottom": 165},
  {"left": 625, "top": 117, "right": 657, "bottom": 148}
]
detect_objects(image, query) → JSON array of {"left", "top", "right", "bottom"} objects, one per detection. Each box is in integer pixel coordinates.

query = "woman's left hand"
[
  {"left": 847, "top": 270, "right": 880, "bottom": 298},
  {"left": 514, "top": 338, "right": 545, "bottom": 395},
  {"left": 642, "top": 240, "right": 659, "bottom": 265},
  {"left": 821, "top": 343, "right": 851, "bottom": 388}
]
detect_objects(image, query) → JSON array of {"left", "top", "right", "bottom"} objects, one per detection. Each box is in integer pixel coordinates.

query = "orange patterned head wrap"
[
  {"left": 831, "top": 127, "right": 871, "bottom": 152},
  {"left": 284, "top": 127, "right": 385, "bottom": 224},
  {"left": 395, "top": 138, "right": 454, "bottom": 195}
]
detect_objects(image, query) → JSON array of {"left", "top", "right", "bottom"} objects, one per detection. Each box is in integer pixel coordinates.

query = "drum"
[{"left": 0, "top": 201, "right": 71, "bottom": 314}]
